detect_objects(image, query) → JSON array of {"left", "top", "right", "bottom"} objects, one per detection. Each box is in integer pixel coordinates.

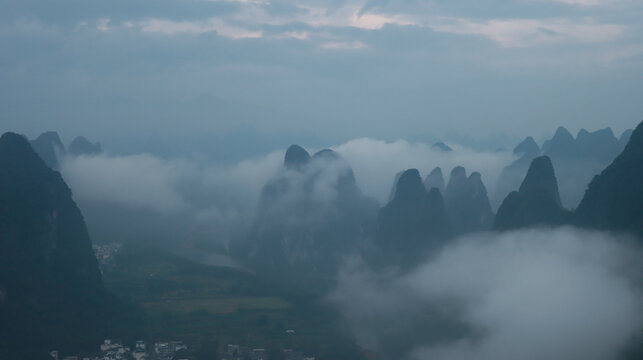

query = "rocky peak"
[
  {"left": 69, "top": 136, "right": 102, "bottom": 156},
  {"left": 432, "top": 142, "right": 453, "bottom": 152},
  {"left": 467, "top": 172, "right": 485, "bottom": 193},
  {"left": 284, "top": 144, "right": 310, "bottom": 170},
  {"left": 445, "top": 168, "right": 494, "bottom": 235},
  {"left": 446, "top": 166, "right": 467, "bottom": 195},
  {"left": 519, "top": 155, "right": 561, "bottom": 206},
  {"left": 30, "top": 131, "right": 66, "bottom": 169},
  {"left": 34, "top": 131, "right": 64, "bottom": 149},
  {"left": 424, "top": 166, "right": 445, "bottom": 194},
  {"left": 494, "top": 155, "right": 569, "bottom": 231},
  {"left": 575, "top": 127, "right": 620, "bottom": 161},
  {"left": 374, "top": 170, "right": 452, "bottom": 271},
  {"left": 554, "top": 126, "right": 574, "bottom": 141},
  {"left": 394, "top": 169, "right": 426, "bottom": 203},
  {"left": 513, "top": 136, "right": 539, "bottom": 156},
  {"left": 0, "top": 132, "right": 33, "bottom": 158},
  {"left": 313, "top": 149, "right": 359, "bottom": 196},
  {"left": 543, "top": 126, "right": 575, "bottom": 158}
]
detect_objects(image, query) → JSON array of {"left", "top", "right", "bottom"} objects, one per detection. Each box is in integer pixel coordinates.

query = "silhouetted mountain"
[
  {"left": 0, "top": 132, "right": 137, "bottom": 359},
  {"left": 284, "top": 144, "right": 311, "bottom": 170},
  {"left": 543, "top": 126, "right": 627, "bottom": 208},
  {"left": 30, "top": 131, "right": 65, "bottom": 169},
  {"left": 373, "top": 169, "right": 451, "bottom": 270},
  {"left": 620, "top": 129, "right": 633, "bottom": 147},
  {"left": 542, "top": 126, "right": 576, "bottom": 159},
  {"left": 240, "top": 145, "right": 378, "bottom": 281},
  {"left": 445, "top": 166, "right": 466, "bottom": 197},
  {"left": 575, "top": 121, "right": 643, "bottom": 237},
  {"left": 69, "top": 136, "right": 102, "bottom": 156},
  {"left": 423, "top": 166, "right": 445, "bottom": 195},
  {"left": 445, "top": 167, "right": 494, "bottom": 235},
  {"left": 513, "top": 136, "right": 539, "bottom": 156},
  {"left": 387, "top": 170, "right": 404, "bottom": 203},
  {"left": 496, "top": 125, "right": 631, "bottom": 209},
  {"left": 493, "top": 136, "right": 541, "bottom": 208},
  {"left": 575, "top": 127, "right": 621, "bottom": 162},
  {"left": 432, "top": 142, "right": 453, "bottom": 152},
  {"left": 494, "top": 156, "right": 570, "bottom": 231},
  {"left": 519, "top": 156, "right": 562, "bottom": 206}
]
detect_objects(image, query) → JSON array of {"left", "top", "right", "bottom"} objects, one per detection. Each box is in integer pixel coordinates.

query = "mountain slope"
[
  {"left": 494, "top": 156, "right": 570, "bottom": 231},
  {"left": 241, "top": 145, "right": 378, "bottom": 282},
  {"left": 69, "top": 136, "right": 102, "bottom": 156},
  {"left": 0, "top": 132, "right": 136, "bottom": 359},
  {"left": 30, "top": 131, "right": 66, "bottom": 169},
  {"left": 373, "top": 169, "right": 451, "bottom": 270},
  {"left": 575, "top": 121, "right": 643, "bottom": 237},
  {"left": 445, "top": 167, "right": 494, "bottom": 235}
]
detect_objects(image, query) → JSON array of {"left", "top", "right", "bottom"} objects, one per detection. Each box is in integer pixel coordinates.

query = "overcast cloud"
[{"left": 1, "top": 0, "right": 641, "bottom": 152}]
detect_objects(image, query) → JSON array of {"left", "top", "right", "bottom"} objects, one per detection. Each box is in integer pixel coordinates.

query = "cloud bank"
[
  {"left": 60, "top": 138, "right": 513, "bottom": 215},
  {"left": 330, "top": 227, "right": 643, "bottom": 360},
  {"left": 61, "top": 151, "right": 285, "bottom": 214},
  {"left": 333, "top": 138, "right": 514, "bottom": 203}
]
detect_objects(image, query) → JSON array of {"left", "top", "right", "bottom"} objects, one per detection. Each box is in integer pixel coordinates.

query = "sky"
[{"left": 1, "top": 0, "right": 642, "bottom": 156}]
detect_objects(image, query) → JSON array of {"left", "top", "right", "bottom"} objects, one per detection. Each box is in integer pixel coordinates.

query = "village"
[
  {"left": 50, "top": 339, "right": 316, "bottom": 360},
  {"left": 84, "top": 245, "right": 318, "bottom": 360},
  {"left": 50, "top": 339, "right": 187, "bottom": 360}
]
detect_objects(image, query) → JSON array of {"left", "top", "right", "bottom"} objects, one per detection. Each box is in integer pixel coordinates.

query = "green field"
[
  {"left": 142, "top": 296, "right": 291, "bottom": 314},
  {"left": 102, "top": 245, "right": 367, "bottom": 360}
]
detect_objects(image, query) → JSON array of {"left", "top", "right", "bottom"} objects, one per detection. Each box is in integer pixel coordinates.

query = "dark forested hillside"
[
  {"left": 372, "top": 169, "right": 451, "bottom": 270},
  {"left": 239, "top": 145, "right": 378, "bottom": 284},
  {"left": 0, "top": 132, "right": 138, "bottom": 359},
  {"left": 444, "top": 167, "right": 494, "bottom": 235},
  {"left": 494, "top": 156, "right": 570, "bottom": 231},
  {"left": 575, "top": 121, "right": 643, "bottom": 237}
]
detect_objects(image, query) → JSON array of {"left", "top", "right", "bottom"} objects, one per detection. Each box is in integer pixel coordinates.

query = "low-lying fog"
[
  {"left": 60, "top": 137, "right": 512, "bottom": 233},
  {"left": 330, "top": 227, "right": 643, "bottom": 360}
]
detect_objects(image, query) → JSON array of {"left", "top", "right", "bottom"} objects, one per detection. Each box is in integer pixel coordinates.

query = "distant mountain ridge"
[
  {"left": 494, "top": 125, "right": 631, "bottom": 208},
  {"left": 30, "top": 131, "right": 66, "bottom": 169},
  {"left": 69, "top": 136, "right": 102, "bottom": 156},
  {"left": 28, "top": 132, "right": 102, "bottom": 170}
]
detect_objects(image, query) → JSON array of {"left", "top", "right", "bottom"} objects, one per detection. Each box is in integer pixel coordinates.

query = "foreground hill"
[
  {"left": 575, "top": 121, "right": 643, "bottom": 237},
  {"left": 0, "top": 132, "right": 136, "bottom": 359}
]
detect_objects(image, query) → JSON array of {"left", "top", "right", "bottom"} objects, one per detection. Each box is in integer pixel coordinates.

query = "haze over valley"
[
  {"left": 1, "top": 121, "right": 642, "bottom": 360},
  {"left": 2, "top": 0, "right": 643, "bottom": 358}
]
